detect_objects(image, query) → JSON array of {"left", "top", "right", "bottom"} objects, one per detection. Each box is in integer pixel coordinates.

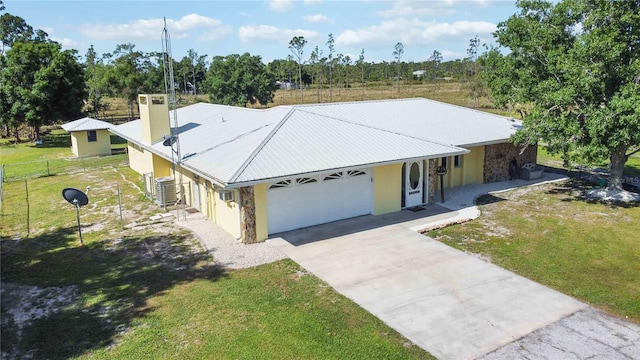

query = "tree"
[
  {"left": 356, "top": 49, "right": 366, "bottom": 100},
  {"left": 288, "top": 36, "right": 307, "bottom": 103},
  {"left": 484, "top": 0, "right": 640, "bottom": 193},
  {"left": 429, "top": 50, "right": 442, "bottom": 87},
  {"left": 309, "top": 46, "right": 325, "bottom": 103},
  {"left": 204, "top": 53, "right": 276, "bottom": 107},
  {"left": 464, "top": 35, "right": 487, "bottom": 108},
  {"left": 1, "top": 41, "right": 86, "bottom": 140},
  {"left": 84, "top": 45, "right": 110, "bottom": 118},
  {"left": 392, "top": 42, "right": 404, "bottom": 93},
  {"left": 104, "top": 43, "right": 145, "bottom": 119},
  {"left": 326, "top": 33, "right": 335, "bottom": 101}
]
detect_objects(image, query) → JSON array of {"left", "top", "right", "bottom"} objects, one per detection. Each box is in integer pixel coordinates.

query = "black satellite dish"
[
  {"left": 62, "top": 188, "right": 89, "bottom": 207},
  {"left": 62, "top": 188, "right": 89, "bottom": 245},
  {"left": 162, "top": 135, "right": 177, "bottom": 147}
]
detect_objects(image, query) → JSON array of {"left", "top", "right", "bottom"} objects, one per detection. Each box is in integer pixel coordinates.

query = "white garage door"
[{"left": 267, "top": 169, "right": 372, "bottom": 234}]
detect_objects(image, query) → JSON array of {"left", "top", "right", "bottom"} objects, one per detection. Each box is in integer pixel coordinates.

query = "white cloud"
[
  {"left": 238, "top": 25, "right": 320, "bottom": 44},
  {"left": 51, "top": 37, "right": 81, "bottom": 48},
  {"left": 378, "top": 0, "right": 455, "bottom": 17},
  {"left": 336, "top": 18, "right": 495, "bottom": 46},
  {"left": 267, "top": 0, "right": 294, "bottom": 12},
  {"left": 439, "top": 49, "right": 462, "bottom": 59},
  {"left": 304, "top": 0, "right": 323, "bottom": 4},
  {"left": 80, "top": 14, "right": 224, "bottom": 41},
  {"left": 303, "top": 14, "right": 333, "bottom": 23},
  {"left": 378, "top": 0, "right": 490, "bottom": 18}
]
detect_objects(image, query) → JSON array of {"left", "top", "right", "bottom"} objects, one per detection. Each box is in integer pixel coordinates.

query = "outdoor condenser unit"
[{"left": 155, "top": 176, "right": 177, "bottom": 206}]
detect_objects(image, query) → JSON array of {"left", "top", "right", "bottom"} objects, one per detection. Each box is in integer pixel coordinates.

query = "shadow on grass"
[
  {"left": 1, "top": 226, "right": 225, "bottom": 359},
  {"left": 547, "top": 179, "right": 639, "bottom": 208},
  {"left": 33, "top": 133, "right": 72, "bottom": 149},
  {"left": 475, "top": 194, "right": 507, "bottom": 206}
]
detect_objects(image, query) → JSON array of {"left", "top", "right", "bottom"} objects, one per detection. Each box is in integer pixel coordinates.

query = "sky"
[{"left": 4, "top": 0, "right": 520, "bottom": 64}]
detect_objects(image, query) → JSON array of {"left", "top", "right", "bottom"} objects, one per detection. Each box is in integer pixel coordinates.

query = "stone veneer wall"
[
  {"left": 483, "top": 143, "right": 537, "bottom": 183},
  {"left": 239, "top": 186, "right": 257, "bottom": 244},
  {"left": 428, "top": 158, "right": 437, "bottom": 203}
]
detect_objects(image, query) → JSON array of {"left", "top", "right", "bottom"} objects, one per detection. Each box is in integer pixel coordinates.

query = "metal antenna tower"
[{"left": 161, "top": 18, "right": 185, "bottom": 220}]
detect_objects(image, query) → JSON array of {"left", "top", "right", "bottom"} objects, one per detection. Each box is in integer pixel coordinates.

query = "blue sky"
[{"left": 4, "top": 0, "right": 519, "bottom": 63}]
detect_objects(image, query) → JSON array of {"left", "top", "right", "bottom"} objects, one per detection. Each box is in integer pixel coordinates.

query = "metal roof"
[
  {"left": 112, "top": 98, "right": 520, "bottom": 188},
  {"left": 61, "top": 117, "right": 114, "bottom": 132}
]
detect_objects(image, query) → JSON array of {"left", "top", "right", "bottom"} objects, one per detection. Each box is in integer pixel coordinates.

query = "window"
[
  {"left": 87, "top": 130, "right": 97, "bottom": 142},
  {"left": 296, "top": 177, "right": 317, "bottom": 185},
  {"left": 139, "top": 95, "right": 147, "bottom": 104},
  {"left": 269, "top": 180, "right": 291, "bottom": 189},
  {"left": 440, "top": 157, "right": 448, "bottom": 169},
  {"left": 347, "top": 170, "right": 366, "bottom": 177},
  {"left": 151, "top": 96, "right": 165, "bottom": 105},
  {"left": 454, "top": 155, "right": 462, "bottom": 168},
  {"left": 323, "top": 172, "right": 343, "bottom": 181}
]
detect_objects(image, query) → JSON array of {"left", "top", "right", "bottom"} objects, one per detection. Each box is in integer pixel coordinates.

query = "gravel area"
[{"left": 173, "top": 212, "right": 287, "bottom": 269}]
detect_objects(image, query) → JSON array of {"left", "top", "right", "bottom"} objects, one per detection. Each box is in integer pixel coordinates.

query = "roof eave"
[{"left": 224, "top": 148, "right": 469, "bottom": 189}]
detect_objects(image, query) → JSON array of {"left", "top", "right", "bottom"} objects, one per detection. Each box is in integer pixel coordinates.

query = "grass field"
[
  {"left": 1, "top": 149, "right": 434, "bottom": 359},
  {"left": 428, "top": 180, "right": 640, "bottom": 323},
  {"left": 1, "top": 130, "right": 128, "bottom": 181}
]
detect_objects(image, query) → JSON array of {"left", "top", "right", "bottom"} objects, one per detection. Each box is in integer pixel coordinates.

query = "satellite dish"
[
  {"left": 162, "top": 135, "right": 177, "bottom": 147},
  {"left": 62, "top": 188, "right": 89, "bottom": 207}
]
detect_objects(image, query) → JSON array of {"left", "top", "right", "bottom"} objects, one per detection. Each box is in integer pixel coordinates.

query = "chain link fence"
[
  {"left": 1, "top": 154, "right": 129, "bottom": 183},
  {"left": 0, "top": 161, "right": 146, "bottom": 240}
]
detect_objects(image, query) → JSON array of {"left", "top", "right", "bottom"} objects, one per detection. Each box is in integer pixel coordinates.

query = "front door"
[
  {"left": 193, "top": 181, "right": 201, "bottom": 211},
  {"left": 404, "top": 161, "right": 423, "bottom": 207}
]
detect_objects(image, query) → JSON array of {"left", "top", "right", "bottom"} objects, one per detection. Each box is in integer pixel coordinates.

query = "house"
[
  {"left": 61, "top": 117, "right": 114, "bottom": 157},
  {"left": 412, "top": 70, "right": 426, "bottom": 78},
  {"left": 110, "top": 94, "right": 536, "bottom": 243}
]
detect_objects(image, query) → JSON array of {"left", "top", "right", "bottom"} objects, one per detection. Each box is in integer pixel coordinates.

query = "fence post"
[
  {"left": 117, "top": 183, "right": 124, "bottom": 231},
  {"left": 46, "top": 160, "right": 50, "bottom": 176},
  {"left": 25, "top": 179, "right": 30, "bottom": 239}
]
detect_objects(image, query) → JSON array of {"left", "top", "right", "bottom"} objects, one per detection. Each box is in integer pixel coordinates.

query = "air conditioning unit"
[
  {"left": 154, "top": 176, "right": 176, "bottom": 206},
  {"left": 219, "top": 190, "right": 235, "bottom": 202}
]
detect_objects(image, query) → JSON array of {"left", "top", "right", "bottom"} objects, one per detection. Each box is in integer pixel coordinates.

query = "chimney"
[{"left": 139, "top": 94, "right": 170, "bottom": 144}]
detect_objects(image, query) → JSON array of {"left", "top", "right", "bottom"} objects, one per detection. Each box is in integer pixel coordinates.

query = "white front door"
[
  {"left": 405, "top": 161, "right": 423, "bottom": 207},
  {"left": 193, "top": 182, "right": 201, "bottom": 211}
]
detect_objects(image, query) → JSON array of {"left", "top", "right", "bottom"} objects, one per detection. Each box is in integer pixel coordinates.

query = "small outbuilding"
[{"left": 61, "top": 117, "right": 114, "bottom": 157}]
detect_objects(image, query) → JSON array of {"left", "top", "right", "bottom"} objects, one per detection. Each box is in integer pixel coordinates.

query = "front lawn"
[
  {"left": 428, "top": 180, "right": 640, "bottom": 323},
  {"left": 1, "top": 165, "right": 433, "bottom": 359}
]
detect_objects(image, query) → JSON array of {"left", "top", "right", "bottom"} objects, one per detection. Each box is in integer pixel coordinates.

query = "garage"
[{"left": 267, "top": 169, "right": 372, "bottom": 234}]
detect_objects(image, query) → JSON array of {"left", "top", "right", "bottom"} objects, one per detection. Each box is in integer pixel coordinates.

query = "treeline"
[{"left": 1, "top": 1, "right": 484, "bottom": 141}]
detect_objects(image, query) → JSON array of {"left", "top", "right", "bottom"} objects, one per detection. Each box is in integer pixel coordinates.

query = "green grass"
[
  {"left": 1, "top": 130, "right": 128, "bottom": 181},
  {"left": 428, "top": 180, "right": 640, "bottom": 323},
  {"left": 1, "top": 165, "right": 434, "bottom": 359}
]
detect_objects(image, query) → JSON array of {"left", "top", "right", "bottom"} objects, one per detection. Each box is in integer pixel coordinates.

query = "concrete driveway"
[{"left": 267, "top": 206, "right": 587, "bottom": 360}]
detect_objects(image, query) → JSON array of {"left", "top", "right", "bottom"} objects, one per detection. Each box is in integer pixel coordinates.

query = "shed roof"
[
  {"left": 61, "top": 117, "right": 113, "bottom": 132},
  {"left": 111, "top": 98, "right": 521, "bottom": 188}
]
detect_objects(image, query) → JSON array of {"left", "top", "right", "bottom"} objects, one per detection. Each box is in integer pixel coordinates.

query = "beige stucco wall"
[
  {"left": 373, "top": 163, "right": 402, "bottom": 215},
  {"left": 213, "top": 188, "right": 241, "bottom": 239},
  {"left": 437, "top": 146, "right": 485, "bottom": 189},
  {"left": 71, "top": 129, "right": 111, "bottom": 158},
  {"left": 128, "top": 143, "right": 154, "bottom": 175},
  {"left": 462, "top": 146, "right": 485, "bottom": 185},
  {"left": 254, "top": 183, "right": 268, "bottom": 242},
  {"left": 128, "top": 143, "right": 172, "bottom": 181}
]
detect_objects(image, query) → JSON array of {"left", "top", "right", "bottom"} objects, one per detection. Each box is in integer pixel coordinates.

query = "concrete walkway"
[
  {"left": 267, "top": 205, "right": 587, "bottom": 360},
  {"left": 267, "top": 173, "right": 640, "bottom": 359}
]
